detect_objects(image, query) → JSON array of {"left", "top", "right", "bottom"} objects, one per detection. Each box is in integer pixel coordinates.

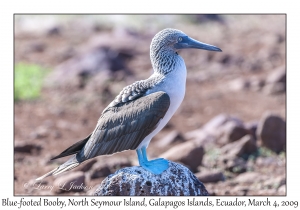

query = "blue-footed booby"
[{"left": 36, "top": 28, "right": 221, "bottom": 180}]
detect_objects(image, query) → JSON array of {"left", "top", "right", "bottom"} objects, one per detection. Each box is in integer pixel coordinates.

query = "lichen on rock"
[{"left": 94, "top": 161, "right": 209, "bottom": 196}]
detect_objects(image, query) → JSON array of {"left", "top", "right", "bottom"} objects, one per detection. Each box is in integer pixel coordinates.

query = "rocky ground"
[{"left": 14, "top": 15, "right": 286, "bottom": 196}]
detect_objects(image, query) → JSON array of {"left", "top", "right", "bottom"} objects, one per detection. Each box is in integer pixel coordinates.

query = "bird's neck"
[{"left": 150, "top": 49, "right": 179, "bottom": 75}]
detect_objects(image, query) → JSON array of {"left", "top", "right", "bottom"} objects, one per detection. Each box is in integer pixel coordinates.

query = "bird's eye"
[{"left": 178, "top": 37, "right": 183, "bottom": 42}]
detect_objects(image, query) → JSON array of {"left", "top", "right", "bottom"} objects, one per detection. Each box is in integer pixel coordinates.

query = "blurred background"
[{"left": 14, "top": 14, "right": 286, "bottom": 195}]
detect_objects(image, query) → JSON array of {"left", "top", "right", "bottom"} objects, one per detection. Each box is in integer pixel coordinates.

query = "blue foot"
[
  {"left": 136, "top": 147, "right": 169, "bottom": 175},
  {"left": 142, "top": 158, "right": 169, "bottom": 175}
]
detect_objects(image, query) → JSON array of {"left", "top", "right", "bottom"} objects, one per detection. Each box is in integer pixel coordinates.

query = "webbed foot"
[
  {"left": 141, "top": 158, "right": 169, "bottom": 175},
  {"left": 136, "top": 147, "right": 169, "bottom": 175}
]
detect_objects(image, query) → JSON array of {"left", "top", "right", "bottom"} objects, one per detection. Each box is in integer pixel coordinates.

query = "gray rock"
[
  {"left": 161, "top": 141, "right": 204, "bottom": 172},
  {"left": 155, "top": 130, "right": 185, "bottom": 148},
  {"left": 195, "top": 171, "right": 224, "bottom": 183},
  {"left": 256, "top": 113, "right": 286, "bottom": 153},
  {"left": 53, "top": 171, "right": 85, "bottom": 193},
  {"left": 94, "top": 161, "right": 209, "bottom": 196}
]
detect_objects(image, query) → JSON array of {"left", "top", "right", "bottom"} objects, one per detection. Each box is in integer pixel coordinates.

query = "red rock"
[
  {"left": 195, "top": 171, "right": 224, "bottom": 183},
  {"left": 256, "top": 112, "right": 286, "bottom": 153},
  {"left": 14, "top": 143, "right": 42, "bottom": 154},
  {"left": 161, "top": 141, "right": 204, "bottom": 172},
  {"left": 221, "top": 135, "right": 257, "bottom": 157}
]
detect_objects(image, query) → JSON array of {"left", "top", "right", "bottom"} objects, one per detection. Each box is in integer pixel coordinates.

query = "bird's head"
[
  {"left": 150, "top": 28, "right": 222, "bottom": 74},
  {"left": 150, "top": 28, "right": 222, "bottom": 55}
]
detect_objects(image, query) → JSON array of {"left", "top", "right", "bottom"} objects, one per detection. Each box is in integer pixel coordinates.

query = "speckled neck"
[
  {"left": 150, "top": 48, "right": 179, "bottom": 75},
  {"left": 150, "top": 28, "right": 185, "bottom": 75}
]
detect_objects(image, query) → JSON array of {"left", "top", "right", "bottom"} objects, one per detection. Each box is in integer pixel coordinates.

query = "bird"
[{"left": 36, "top": 28, "right": 221, "bottom": 180}]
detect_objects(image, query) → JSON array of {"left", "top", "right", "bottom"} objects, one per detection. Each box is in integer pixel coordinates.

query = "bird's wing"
[
  {"left": 51, "top": 91, "right": 170, "bottom": 162},
  {"left": 76, "top": 91, "right": 170, "bottom": 161},
  {"left": 50, "top": 133, "right": 92, "bottom": 160},
  {"left": 103, "top": 76, "right": 163, "bottom": 112}
]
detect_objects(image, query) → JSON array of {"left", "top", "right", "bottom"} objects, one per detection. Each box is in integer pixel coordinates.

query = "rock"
[
  {"left": 184, "top": 114, "right": 244, "bottom": 145},
  {"left": 30, "top": 126, "right": 49, "bottom": 139},
  {"left": 233, "top": 171, "right": 267, "bottom": 184},
  {"left": 266, "top": 66, "right": 286, "bottom": 84},
  {"left": 277, "top": 185, "right": 286, "bottom": 195},
  {"left": 47, "top": 26, "right": 61, "bottom": 36},
  {"left": 244, "top": 121, "right": 258, "bottom": 140},
  {"left": 104, "top": 157, "right": 132, "bottom": 172},
  {"left": 47, "top": 33, "right": 136, "bottom": 89},
  {"left": 256, "top": 113, "right": 286, "bottom": 153},
  {"left": 223, "top": 157, "right": 247, "bottom": 173},
  {"left": 89, "top": 158, "right": 132, "bottom": 179},
  {"left": 161, "top": 141, "right": 204, "bottom": 172},
  {"left": 263, "top": 66, "right": 286, "bottom": 95},
  {"left": 228, "top": 78, "right": 250, "bottom": 91},
  {"left": 94, "top": 161, "right": 209, "bottom": 196},
  {"left": 193, "top": 14, "right": 225, "bottom": 24},
  {"left": 263, "top": 176, "right": 286, "bottom": 189},
  {"left": 219, "top": 121, "right": 249, "bottom": 144},
  {"left": 221, "top": 135, "right": 257, "bottom": 158},
  {"left": 231, "top": 185, "right": 249, "bottom": 196},
  {"left": 202, "top": 114, "right": 243, "bottom": 136},
  {"left": 195, "top": 171, "right": 224, "bottom": 183},
  {"left": 78, "top": 159, "right": 97, "bottom": 172},
  {"left": 256, "top": 156, "right": 278, "bottom": 166},
  {"left": 90, "top": 163, "right": 112, "bottom": 179},
  {"left": 263, "top": 83, "right": 285, "bottom": 95},
  {"left": 14, "top": 143, "right": 42, "bottom": 154},
  {"left": 250, "top": 189, "right": 277, "bottom": 196},
  {"left": 249, "top": 77, "right": 265, "bottom": 91},
  {"left": 24, "top": 179, "right": 49, "bottom": 194},
  {"left": 53, "top": 171, "right": 85, "bottom": 193},
  {"left": 155, "top": 130, "right": 185, "bottom": 148},
  {"left": 28, "top": 42, "right": 46, "bottom": 53}
]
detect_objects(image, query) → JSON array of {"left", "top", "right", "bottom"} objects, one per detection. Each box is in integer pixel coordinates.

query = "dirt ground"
[{"left": 14, "top": 15, "right": 286, "bottom": 196}]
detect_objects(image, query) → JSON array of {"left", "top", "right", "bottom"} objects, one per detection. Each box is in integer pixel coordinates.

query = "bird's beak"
[{"left": 174, "top": 36, "right": 222, "bottom": 52}]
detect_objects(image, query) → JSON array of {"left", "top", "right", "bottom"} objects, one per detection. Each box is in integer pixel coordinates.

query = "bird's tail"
[{"left": 36, "top": 155, "right": 80, "bottom": 181}]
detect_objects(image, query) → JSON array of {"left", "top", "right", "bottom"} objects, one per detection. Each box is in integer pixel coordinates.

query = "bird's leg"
[
  {"left": 141, "top": 147, "right": 149, "bottom": 162},
  {"left": 136, "top": 148, "right": 146, "bottom": 165},
  {"left": 135, "top": 146, "right": 169, "bottom": 175}
]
